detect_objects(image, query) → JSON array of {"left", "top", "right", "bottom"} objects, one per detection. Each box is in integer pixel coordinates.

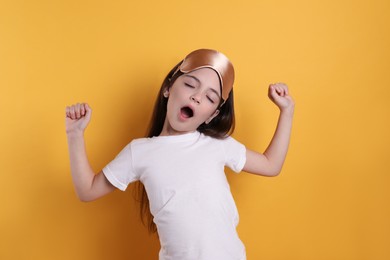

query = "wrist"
[
  {"left": 66, "top": 129, "right": 84, "bottom": 139},
  {"left": 279, "top": 105, "right": 295, "bottom": 117}
]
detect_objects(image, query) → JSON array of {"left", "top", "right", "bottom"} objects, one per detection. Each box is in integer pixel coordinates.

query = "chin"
[{"left": 168, "top": 123, "right": 199, "bottom": 134}]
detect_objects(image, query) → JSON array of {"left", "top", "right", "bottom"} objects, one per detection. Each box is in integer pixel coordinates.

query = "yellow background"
[{"left": 1, "top": 0, "right": 389, "bottom": 259}]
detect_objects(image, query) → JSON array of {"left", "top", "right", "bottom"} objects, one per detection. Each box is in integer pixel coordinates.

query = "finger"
[
  {"left": 268, "top": 84, "right": 276, "bottom": 98},
  {"left": 269, "top": 86, "right": 280, "bottom": 100},
  {"left": 279, "top": 83, "right": 288, "bottom": 96},
  {"left": 275, "top": 85, "right": 283, "bottom": 96},
  {"left": 280, "top": 87, "right": 286, "bottom": 96},
  {"left": 84, "top": 103, "right": 92, "bottom": 122},
  {"left": 65, "top": 106, "right": 70, "bottom": 118},
  {"left": 85, "top": 103, "right": 92, "bottom": 114},
  {"left": 269, "top": 84, "right": 278, "bottom": 92},
  {"left": 277, "top": 83, "right": 289, "bottom": 95},
  {"left": 279, "top": 85, "right": 288, "bottom": 96},
  {"left": 70, "top": 105, "right": 76, "bottom": 120},
  {"left": 80, "top": 103, "right": 86, "bottom": 116},
  {"left": 75, "top": 103, "right": 81, "bottom": 119},
  {"left": 282, "top": 84, "right": 289, "bottom": 95}
]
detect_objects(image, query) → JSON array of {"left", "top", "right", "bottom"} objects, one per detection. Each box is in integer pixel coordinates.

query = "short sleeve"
[
  {"left": 222, "top": 136, "right": 247, "bottom": 173},
  {"left": 102, "top": 142, "right": 139, "bottom": 191}
]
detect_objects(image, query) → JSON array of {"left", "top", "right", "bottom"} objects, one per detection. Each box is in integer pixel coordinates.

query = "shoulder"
[
  {"left": 221, "top": 135, "right": 245, "bottom": 150},
  {"left": 130, "top": 137, "right": 151, "bottom": 146},
  {"left": 211, "top": 135, "right": 246, "bottom": 172},
  {"left": 127, "top": 136, "right": 177, "bottom": 153},
  {"left": 114, "top": 137, "right": 153, "bottom": 157},
  {"left": 205, "top": 134, "right": 243, "bottom": 146},
  {"left": 199, "top": 134, "right": 245, "bottom": 153}
]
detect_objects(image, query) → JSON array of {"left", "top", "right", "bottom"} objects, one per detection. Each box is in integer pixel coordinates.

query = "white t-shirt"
[{"left": 103, "top": 131, "right": 247, "bottom": 260}]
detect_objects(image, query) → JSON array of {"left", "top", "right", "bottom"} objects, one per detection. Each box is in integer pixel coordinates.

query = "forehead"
[{"left": 184, "top": 68, "right": 221, "bottom": 92}]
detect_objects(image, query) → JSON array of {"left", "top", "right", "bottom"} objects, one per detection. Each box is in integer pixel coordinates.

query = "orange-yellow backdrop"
[{"left": 1, "top": 0, "right": 389, "bottom": 259}]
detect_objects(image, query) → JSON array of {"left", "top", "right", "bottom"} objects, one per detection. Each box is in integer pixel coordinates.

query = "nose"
[{"left": 190, "top": 94, "right": 201, "bottom": 104}]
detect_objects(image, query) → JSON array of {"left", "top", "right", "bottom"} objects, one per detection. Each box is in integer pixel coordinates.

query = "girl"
[{"left": 65, "top": 49, "right": 294, "bottom": 260}]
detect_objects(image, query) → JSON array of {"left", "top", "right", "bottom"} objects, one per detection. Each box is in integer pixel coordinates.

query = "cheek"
[
  {"left": 169, "top": 87, "right": 187, "bottom": 102},
  {"left": 165, "top": 98, "right": 175, "bottom": 116},
  {"left": 201, "top": 106, "right": 219, "bottom": 119},
  {"left": 208, "top": 101, "right": 219, "bottom": 113}
]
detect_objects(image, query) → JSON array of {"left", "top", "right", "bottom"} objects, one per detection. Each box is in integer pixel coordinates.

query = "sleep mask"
[{"left": 172, "top": 49, "right": 235, "bottom": 104}]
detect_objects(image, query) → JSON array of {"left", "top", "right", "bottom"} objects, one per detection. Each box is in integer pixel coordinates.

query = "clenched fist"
[
  {"left": 268, "top": 83, "right": 295, "bottom": 112},
  {"left": 65, "top": 103, "right": 92, "bottom": 134}
]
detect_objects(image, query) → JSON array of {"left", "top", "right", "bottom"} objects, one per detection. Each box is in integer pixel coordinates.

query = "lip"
[{"left": 178, "top": 104, "right": 195, "bottom": 121}]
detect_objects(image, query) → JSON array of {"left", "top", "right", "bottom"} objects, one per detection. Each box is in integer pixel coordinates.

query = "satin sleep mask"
[{"left": 172, "top": 49, "right": 235, "bottom": 104}]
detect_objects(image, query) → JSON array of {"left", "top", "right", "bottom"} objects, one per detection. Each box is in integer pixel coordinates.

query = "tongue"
[{"left": 181, "top": 107, "right": 193, "bottom": 118}]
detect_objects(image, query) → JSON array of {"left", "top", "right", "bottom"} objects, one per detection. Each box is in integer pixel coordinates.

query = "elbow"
[
  {"left": 75, "top": 190, "right": 96, "bottom": 202},
  {"left": 245, "top": 165, "right": 282, "bottom": 177},
  {"left": 251, "top": 168, "right": 281, "bottom": 177},
  {"left": 265, "top": 167, "right": 282, "bottom": 177},
  {"left": 268, "top": 170, "right": 281, "bottom": 177},
  {"left": 78, "top": 196, "right": 93, "bottom": 203}
]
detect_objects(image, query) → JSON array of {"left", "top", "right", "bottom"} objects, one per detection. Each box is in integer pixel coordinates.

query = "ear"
[
  {"left": 205, "top": 109, "right": 220, "bottom": 124},
  {"left": 163, "top": 89, "right": 169, "bottom": 98}
]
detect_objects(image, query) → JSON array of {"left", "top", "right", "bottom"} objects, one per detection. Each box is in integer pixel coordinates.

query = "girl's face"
[{"left": 160, "top": 68, "right": 221, "bottom": 136}]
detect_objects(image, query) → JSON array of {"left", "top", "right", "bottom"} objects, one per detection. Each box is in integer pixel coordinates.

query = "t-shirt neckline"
[{"left": 151, "top": 131, "right": 201, "bottom": 143}]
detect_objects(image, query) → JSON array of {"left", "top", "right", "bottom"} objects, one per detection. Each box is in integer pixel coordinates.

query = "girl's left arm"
[{"left": 243, "top": 83, "right": 295, "bottom": 177}]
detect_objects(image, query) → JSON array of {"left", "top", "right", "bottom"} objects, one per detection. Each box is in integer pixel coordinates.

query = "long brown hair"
[{"left": 135, "top": 61, "right": 236, "bottom": 234}]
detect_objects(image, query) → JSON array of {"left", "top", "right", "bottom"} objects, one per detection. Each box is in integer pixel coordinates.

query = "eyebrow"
[{"left": 184, "top": 75, "right": 221, "bottom": 98}]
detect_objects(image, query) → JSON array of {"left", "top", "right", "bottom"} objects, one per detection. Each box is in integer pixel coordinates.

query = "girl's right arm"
[{"left": 65, "top": 103, "right": 116, "bottom": 202}]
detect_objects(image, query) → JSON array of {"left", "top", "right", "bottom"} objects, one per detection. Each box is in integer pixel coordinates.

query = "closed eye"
[
  {"left": 207, "top": 96, "right": 216, "bottom": 104},
  {"left": 184, "top": 83, "right": 195, "bottom": 88}
]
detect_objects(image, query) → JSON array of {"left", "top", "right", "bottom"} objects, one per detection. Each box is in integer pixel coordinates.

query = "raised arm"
[
  {"left": 243, "top": 83, "right": 295, "bottom": 177},
  {"left": 65, "top": 103, "right": 116, "bottom": 201}
]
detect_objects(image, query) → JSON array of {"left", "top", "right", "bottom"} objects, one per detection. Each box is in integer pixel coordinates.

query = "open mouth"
[{"left": 180, "top": 106, "right": 194, "bottom": 118}]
